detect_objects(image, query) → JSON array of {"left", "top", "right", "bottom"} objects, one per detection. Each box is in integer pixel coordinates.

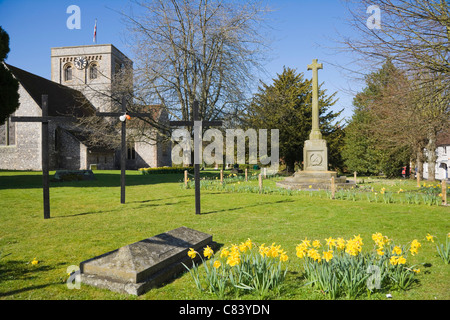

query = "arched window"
[
  {"left": 64, "top": 64, "right": 72, "bottom": 81},
  {"left": 89, "top": 63, "right": 98, "bottom": 80}
]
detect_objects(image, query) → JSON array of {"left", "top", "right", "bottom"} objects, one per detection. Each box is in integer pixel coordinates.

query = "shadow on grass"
[
  {"left": 202, "top": 199, "right": 295, "bottom": 215},
  {"left": 0, "top": 172, "right": 185, "bottom": 190},
  {"left": 0, "top": 259, "right": 65, "bottom": 297}
]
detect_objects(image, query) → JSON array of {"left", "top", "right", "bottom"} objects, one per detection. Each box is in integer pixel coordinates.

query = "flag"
[{"left": 93, "top": 19, "right": 97, "bottom": 43}]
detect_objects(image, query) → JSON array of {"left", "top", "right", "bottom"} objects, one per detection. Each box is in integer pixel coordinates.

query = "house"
[{"left": 423, "top": 129, "right": 450, "bottom": 181}]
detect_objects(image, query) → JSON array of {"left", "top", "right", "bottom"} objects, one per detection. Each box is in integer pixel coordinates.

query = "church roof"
[
  {"left": 6, "top": 64, "right": 96, "bottom": 118},
  {"left": 64, "top": 129, "right": 115, "bottom": 153}
]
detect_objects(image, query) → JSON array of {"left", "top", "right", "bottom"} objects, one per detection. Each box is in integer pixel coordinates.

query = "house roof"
[
  {"left": 436, "top": 129, "right": 450, "bottom": 147},
  {"left": 6, "top": 64, "right": 96, "bottom": 118}
]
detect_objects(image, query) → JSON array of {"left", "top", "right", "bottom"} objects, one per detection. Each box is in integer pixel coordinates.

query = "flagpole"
[{"left": 93, "top": 19, "right": 97, "bottom": 43}]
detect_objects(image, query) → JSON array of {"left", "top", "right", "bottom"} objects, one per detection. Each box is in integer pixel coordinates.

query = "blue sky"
[{"left": 0, "top": 0, "right": 367, "bottom": 121}]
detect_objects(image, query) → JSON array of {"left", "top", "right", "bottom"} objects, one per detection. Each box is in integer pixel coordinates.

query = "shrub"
[{"left": 139, "top": 167, "right": 194, "bottom": 175}]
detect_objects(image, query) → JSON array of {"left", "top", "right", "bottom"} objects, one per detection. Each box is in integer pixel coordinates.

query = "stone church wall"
[{"left": 0, "top": 86, "right": 42, "bottom": 170}]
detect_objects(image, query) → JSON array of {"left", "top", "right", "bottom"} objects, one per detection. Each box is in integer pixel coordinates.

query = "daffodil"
[
  {"left": 296, "top": 243, "right": 308, "bottom": 258},
  {"left": 336, "top": 238, "right": 346, "bottom": 250},
  {"left": 31, "top": 258, "right": 39, "bottom": 265},
  {"left": 301, "top": 237, "right": 311, "bottom": 248},
  {"left": 312, "top": 240, "right": 321, "bottom": 248},
  {"left": 220, "top": 247, "right": 230, "bottom": 258},
  {"left": 244, "top": 238, "right": 253, "bottom": 250},
  {"left": 213, "top": 260, "right": 221, "bottom": 269},
  {"left": 410, "top": 239, "right": 421, "bottom": 256},
  {"left": 392, "top": 246, "right": 402, "bottom": 255},
  {"left": 426, "top": 234, "right": 434, "bottom": 242},
  {"left": 280, "top": 251, "right": 289, "bottom": 262},
  {"left": 322, "top": 250, "right": 333, "bottom": 262},
  {"left": 325, "top": 237, "right": 336, "bottom": 248},
  {"left": 188, "top": 248, "right": 197, "bottom": 259},
  {"left": 226, "top": 252, "right": 240, "bottom": 267},
  {"left": 203, "top": 245, "right": 214, "bottom": 259},
  {"left": 390, "top": 256, "right": 399, "bottom": 265}
]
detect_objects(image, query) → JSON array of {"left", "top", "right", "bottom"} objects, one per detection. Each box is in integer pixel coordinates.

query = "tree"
[
  {"left": 339, "top": 0, "right": 450, "bottom": 179},
  {"left": 244, "top": 67, "right": 343, "bottom": 173},
  {"left": 342, "top": 98, "right": 379, "bottom": 175},
  {"left": 0, "top": 26, "right": 19, "bottom": 125},
  {"left": 342, "top": 59, "right": 412, "bottom": 177},
  {"left": 341, "top": 0, "right": 449, "bottom": 94},
  {"left": 122, "top": 0, "right": 271, "bottom": 128}
]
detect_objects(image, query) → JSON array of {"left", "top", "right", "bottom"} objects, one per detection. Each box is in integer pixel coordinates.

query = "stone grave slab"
[
  {"left": 80, "top": 226, "right": 216, "bottom": 296},
  {"left": 53, "top": 170, "right": 95, "bottom": 182}
]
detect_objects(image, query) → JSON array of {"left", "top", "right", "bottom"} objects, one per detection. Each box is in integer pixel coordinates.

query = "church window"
[
  {"left": 0, "top": 118, "right": 15, "bottom": 146},
  {"left": 54, "top": 129, "right": 59, "bottom": 151},
  {"left": 127, "top": 146, "right": 136, "bottom": 160},
  {"left": 89, "top": 63, "right": 98, "bottom": 80},
  {"left": 64, "top": 64, "right": 72, "bottom": 81}
]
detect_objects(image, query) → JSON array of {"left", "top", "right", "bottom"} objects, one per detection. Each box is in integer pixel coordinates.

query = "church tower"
[{"left": 50, "top": 44, "right": 133, "bottom": 112}]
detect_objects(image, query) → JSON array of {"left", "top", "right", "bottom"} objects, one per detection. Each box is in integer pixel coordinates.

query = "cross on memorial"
[
  {"left": 10, "top": 94, "right": 76, "bottom": 219},
  {"left": 169, "top": 100, "right": 223, "bottom": 215},
  {"left": 96, "top": 96, "right": 155, "bottom": 204},
  {"left": 307, "top": 59, "right": 323, "bottom": 140}
]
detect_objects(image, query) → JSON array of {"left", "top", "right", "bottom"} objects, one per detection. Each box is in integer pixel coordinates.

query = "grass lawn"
[{"left": 0, "top": 170, "right": 448, "bottom": 300}]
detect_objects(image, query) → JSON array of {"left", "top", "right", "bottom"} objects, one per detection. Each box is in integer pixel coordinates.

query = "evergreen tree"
[
  {"left": 245, "top": 67, "right": 343, "bottom": 172},
  {"left": 0, "top": 26, "right": 20, "bottom": 125},
  {"left": 342, "top": 59, "right": 411, "bottom": 177}
]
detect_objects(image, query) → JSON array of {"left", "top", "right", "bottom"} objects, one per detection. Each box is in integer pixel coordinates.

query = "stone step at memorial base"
[
  {"left": 80, "top": 227, "right": 217, "bottom": 296},
  {"left": 276, "top": 170, "right": 355, "bottom": 190}
]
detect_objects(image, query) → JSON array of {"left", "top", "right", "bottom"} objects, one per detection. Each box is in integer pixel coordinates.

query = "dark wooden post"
[
  {"left": 41, "top": 96, "right": 50, "bottom": 218},
  {"left": 96, "top": 96, "right": 154, "bottom": 204},
  {"left": 10, "top": 94, "right": 76, "bottom": 219},
  {"left": 169, "top": 100, "right": 222, "bottom": 215},
  {"left": 120, "top": 98, "right": 127, "bottom": 204},
  {"left": 331, "top": 176, "right": 336, "bottom": 200},
  {"left": 442, "top": 180, "right": 447, "bottom": 206}
]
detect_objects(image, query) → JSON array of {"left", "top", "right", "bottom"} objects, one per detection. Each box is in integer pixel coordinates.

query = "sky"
[{"left": 0, "top": 0, "right": 367, "bottom": 121}]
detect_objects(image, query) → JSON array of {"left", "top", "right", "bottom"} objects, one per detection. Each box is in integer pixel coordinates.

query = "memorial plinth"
[
  {"left": 80, "top": 227, "right": 216, "bottom": 296},
  {"left": 277, "top": 59, "right": 353, "bottom": 190}
]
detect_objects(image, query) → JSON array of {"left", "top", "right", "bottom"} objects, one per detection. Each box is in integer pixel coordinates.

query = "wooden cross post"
[
  {"left": 10, "top": 94, "right": 76, "bottom": 219},
  {"left": 442, "top": 180, "right": 447, "bottom": 206},
  {"left": 96, "top": 96, "right": 154, "bottom": 204},
  {"left": 169, "top": 101, "right": 223, "bottom": 215},
  {"left": 331, "top": 176, "right": 336, "bottom": 199}
]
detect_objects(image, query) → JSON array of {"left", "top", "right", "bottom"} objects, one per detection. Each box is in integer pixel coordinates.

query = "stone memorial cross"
[{"left": 307, "top": 59, "right": 323, "bottom": 140}]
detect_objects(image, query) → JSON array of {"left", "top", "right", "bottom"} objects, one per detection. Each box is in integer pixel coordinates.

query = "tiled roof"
[{"left": 6, "top": 64, "right": 95, "bottom": 118}]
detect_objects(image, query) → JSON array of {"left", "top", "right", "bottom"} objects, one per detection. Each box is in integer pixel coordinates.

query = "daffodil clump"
[
  {"left": 183, "top": 239, "right": 288, "bottom": 299},
  {"left": 426, "top": 233, "right": 450, "bottom": 264},
  {"left": 296, "top": 233, "right": 423, "bottom": 299}
]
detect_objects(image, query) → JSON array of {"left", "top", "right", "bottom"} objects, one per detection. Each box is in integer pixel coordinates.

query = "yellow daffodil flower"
[
  {"left": 188, "top": 248, "right": 197, "bottom": 259},
  {"left": 203, "top": 245, "right": 214, "bottom": 259},
  {"left": 392, "top": 246, "right": 402, "bottom": 255}
]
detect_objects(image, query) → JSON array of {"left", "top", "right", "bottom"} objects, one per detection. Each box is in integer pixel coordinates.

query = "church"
[{"left": 0, "top": 44, "right": 172, "bottom": 171}]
